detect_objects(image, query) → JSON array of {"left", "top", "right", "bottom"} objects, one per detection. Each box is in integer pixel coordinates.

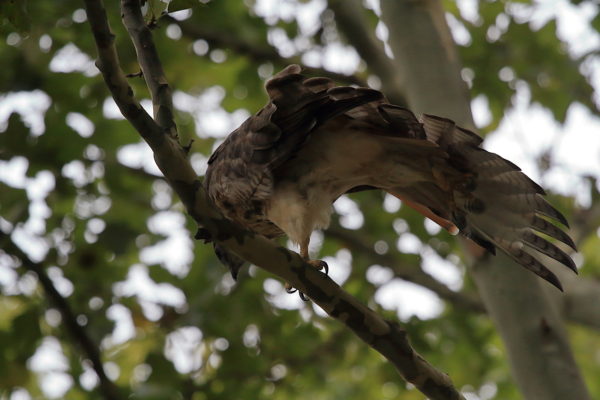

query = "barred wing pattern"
[
  {"left": 416, "top": 114, "right": 577, "bottom": 289},
  {"left": 205, "top": 65, "right": 576, "bottom": 290}
]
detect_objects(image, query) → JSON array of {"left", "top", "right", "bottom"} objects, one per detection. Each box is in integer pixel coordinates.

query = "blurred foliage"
[
  {"left": 0, "top": 0, "right": 599, "bottom": 399},
  {"left": 446, "top": 0, "right": 599, "bottom": 131}
]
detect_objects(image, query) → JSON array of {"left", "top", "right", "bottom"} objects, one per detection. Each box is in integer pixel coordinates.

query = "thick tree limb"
[
  {"left": 550, "top": 258, "right": 600, "bottom": 330},
  {"left": 163, "top": 15, "right": 367, "bottom": 87},
  {"left": 0, "top": 232, "right": 123, "bottom": 400},
  {"left": 328, "top": 0, "right": 408, "bottom": 106},
  {"left": 109, "top": 0, "right": 600, "bottom": 335},
  {"left": 559, "top": 200, "right": 600, "bottom": 329},
  {"left": 379, "top": 1, "right": 591, "bottom": 398},
  {"left": 471, "top": 256, "right": 592, "bottom": 400},
  {"left": 83, "top": 0, "right": 466, "bottom": 398},
  {"left": 379, "top": 0, "right": 472, "bottom": 123},
  {"left": 562, "top": 275, "right": 600, "bottom": 330},
  {"left": 98, "top": 159, "right": 600, "bottom": 332}
]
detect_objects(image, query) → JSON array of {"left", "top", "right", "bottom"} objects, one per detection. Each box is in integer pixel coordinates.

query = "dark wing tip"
[
  {"left": 531, "top": 215, "right": 576, "bottom": 251},
  {"left": 522, "top": 232, "right": 578, "bottom": 274},
  {"left": 551, "top": 208, "right": 570, "bottom": 228},
  {"left": 546, "top": 273, "right": 564, "bottom": 291},
  {"left": 535, "top": 195, "right": 570, "bottom": 228},
  {"left": 566, "top": 235, "right": 577, "bottom": 252},
  {"left": 528, "top": 257, "right": 564, "bottom": 291},
  {"left": 505, "top": 247, "right": 565, "bottom": 291},
  {"left": 326, "top": 86, "right": 383, "bottom": 102},
  {"left": 303, "top": 77, "right": 335, "bottom": 93},
  {"left": 529, "top": 178, "right": 547, "bottom": 196},
  {"left": 265, "top": 65, "right": 304, "bottom": 95}
]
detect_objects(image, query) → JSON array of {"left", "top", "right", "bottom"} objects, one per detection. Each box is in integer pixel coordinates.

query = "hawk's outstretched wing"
[
  {"left": 205, "top": 65, "right": 383, "bottom": 237},
  {"left": 205, "top": 65, "right": 576, "bottom": 290}
]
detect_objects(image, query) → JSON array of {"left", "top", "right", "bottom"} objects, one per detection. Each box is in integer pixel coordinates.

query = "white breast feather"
[{"left": 266, "top": 184, "right": 333, "bottom": 245}]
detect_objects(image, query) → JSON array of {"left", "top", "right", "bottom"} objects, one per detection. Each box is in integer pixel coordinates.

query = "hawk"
[{"left": 204, "top": 64, "right": 576, "bottom": 292}]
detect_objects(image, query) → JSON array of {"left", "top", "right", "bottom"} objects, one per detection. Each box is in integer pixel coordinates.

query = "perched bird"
[{"left": 204, "top": 64, "right": 577, "bottom": 292}]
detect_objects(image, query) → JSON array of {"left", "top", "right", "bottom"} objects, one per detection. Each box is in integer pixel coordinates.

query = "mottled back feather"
[{"left": 205, "top": 64, "right": 576, "bottom": 289}]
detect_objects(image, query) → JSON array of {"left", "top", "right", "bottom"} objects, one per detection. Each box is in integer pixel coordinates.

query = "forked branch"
[
  {"left": 0, "top": 232, "right": 123, "bottom": 400},
  {"left": 82, "top": 0, "right": 466, "bottom": 398}
]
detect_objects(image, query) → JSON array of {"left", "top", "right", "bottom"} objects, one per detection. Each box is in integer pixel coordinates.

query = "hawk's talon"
[
  {"left": 321, "top": 261, "right": 329, "bottom": 275},
  {"left": 308, "top": 259, "right": 328, "bottom": 275},
  {"left": 285, "top": 282, "right": 309, "bottom": 301},
  {"left": 285, "top": 283, "right": 297, "bottom": 294},
  {"left": 203, "top": 65, "right": 576, "bottom": 297}
]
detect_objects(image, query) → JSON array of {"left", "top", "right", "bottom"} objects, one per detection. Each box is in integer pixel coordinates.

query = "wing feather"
[
  {"left": 205, "top": 64, "right": 576, "bottom": 290},
  {"left": 391, "top": 114, "right": 577, "bottom": 289}
]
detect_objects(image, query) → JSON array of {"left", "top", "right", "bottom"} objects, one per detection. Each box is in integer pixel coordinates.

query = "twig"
[
  {"left": 0, "top": 232, "right": 123, "bottom": 400},
  {"left": 162, "top": 15, "right": 368, "bottom": 87},
  {"left": 122, "top": 0, "right": 176, "bottom": 134},
  {"left": 83, "top": 0, "right": 163, "bottom": 148},
  {"left": 83, "top": 1, "right": 466, "bottom": 398},
  {"left": 125, "top": 70, "right": 143, "bottom": 78},
  {"left": 327, "top": 226, "right": 486, "bottom": 314}
]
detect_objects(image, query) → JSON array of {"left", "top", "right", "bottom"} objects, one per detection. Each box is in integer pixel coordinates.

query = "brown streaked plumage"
[{"left": 204, "top": 65, "right": 577, "bottom": 290}]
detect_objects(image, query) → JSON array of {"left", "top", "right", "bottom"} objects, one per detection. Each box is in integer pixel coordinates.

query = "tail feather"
[
  {"left": 498, "top": 239, "right": 564, "bottom": 291},
  {"left": 472, "top": 156, "right": 521, "bottom": 175},
  {"left": 461, "top": 150, "right": 546, "bottom": 194},
  {"left": 522, "top": 231, "right": 577, "bottom": 273},
  {"left": 475, "top": 179, "right": 542, "bottom": 196},
  {"left": 360, "top": 105, "right": 575, "bottom": 290},
  {"left": 417, "top": 114, "right": 576, "bottom": 290},
  {"left": 488, "top": 193, "right": 569, "bottom": 227},
  {"left": 420, "top": 113, "right": 482, "bottom": 146},
  {"left": 531, "top": 216, "right": 576, "bottom": 250}
]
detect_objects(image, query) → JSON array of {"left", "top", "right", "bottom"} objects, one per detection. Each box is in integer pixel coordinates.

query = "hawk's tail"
[
  {"left": 384, "top": 109, "right": 577, "bottom": 290},
  {"left": 426, "top": 114, "right": 577, "bottom": 290}
]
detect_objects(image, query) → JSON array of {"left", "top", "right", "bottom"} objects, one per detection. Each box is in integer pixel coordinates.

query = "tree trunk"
[{"left": 378, "top": 0, "right": 591, "bottom": 398}]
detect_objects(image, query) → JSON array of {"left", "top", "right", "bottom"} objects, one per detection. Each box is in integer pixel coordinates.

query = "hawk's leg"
[
  {"left": 285, "top": 239, "right": 329, "bottom": 300},
  {"left": 299, "top": 241, "right": 329, "bottom": 275}
]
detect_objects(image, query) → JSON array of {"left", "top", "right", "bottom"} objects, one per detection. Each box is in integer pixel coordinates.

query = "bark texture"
[
  {"left": 84, "top": 0, "right": 467, "bottom": 398},
  {"left": 379, "top": 1, "right": 591, "bottom": 398}
]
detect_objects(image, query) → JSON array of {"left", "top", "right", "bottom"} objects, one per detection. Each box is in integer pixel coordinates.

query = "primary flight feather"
[{"left": 204, "top": 65, "right": 577, "bottom": 291}]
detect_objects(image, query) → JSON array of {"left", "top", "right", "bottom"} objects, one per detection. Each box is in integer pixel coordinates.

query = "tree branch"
[
  {"left": 571, "top": 197, "right": 600, "bottom": 248},
  {"left": 559, "top": 198, "right": 600, "bottom": 329},
  {"left": 162, "top": 14, "right": 368, "bottom": 87},
  {"left": 327, "top": 225, "right": 486, "bottom": 314},
  {"left": 330, "top": 224, "right": 600, "bottom": 332},
  {"left": 548, "top": 257, "right": 600, "bottom": 331},
  {"left": 379, "top": 1, "right": 591, "bottom": 398},
  {"left": 83, "top": 0, "right": 466, "bottom": 398},
  {"left": 562, "top": 275, "right": 600, "bottom": 330},
  {"left": 122, "top": 0, "right": 176, "bottom": 134},
  {"left": 0, "top": 232, "right": 123, "bottom": 400},
  {"left": 470, "top": 255, "right": 592, "bottom": 400},
  {"left": 328, "top": 0, "right": 408, "bottom": 106},
  {"left": 379, "top": 0, "right": 473, "bottom": 124},
  {"left": 83, "top": 0, "right": 163, "bottom": 148}
]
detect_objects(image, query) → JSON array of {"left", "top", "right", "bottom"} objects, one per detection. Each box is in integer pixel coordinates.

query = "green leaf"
[
  {"left": 166, "top": 0, "right": 199, "bottom": 13},
  {"left": 0, "top": 0, "right": 30, "bottom": 33}
]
